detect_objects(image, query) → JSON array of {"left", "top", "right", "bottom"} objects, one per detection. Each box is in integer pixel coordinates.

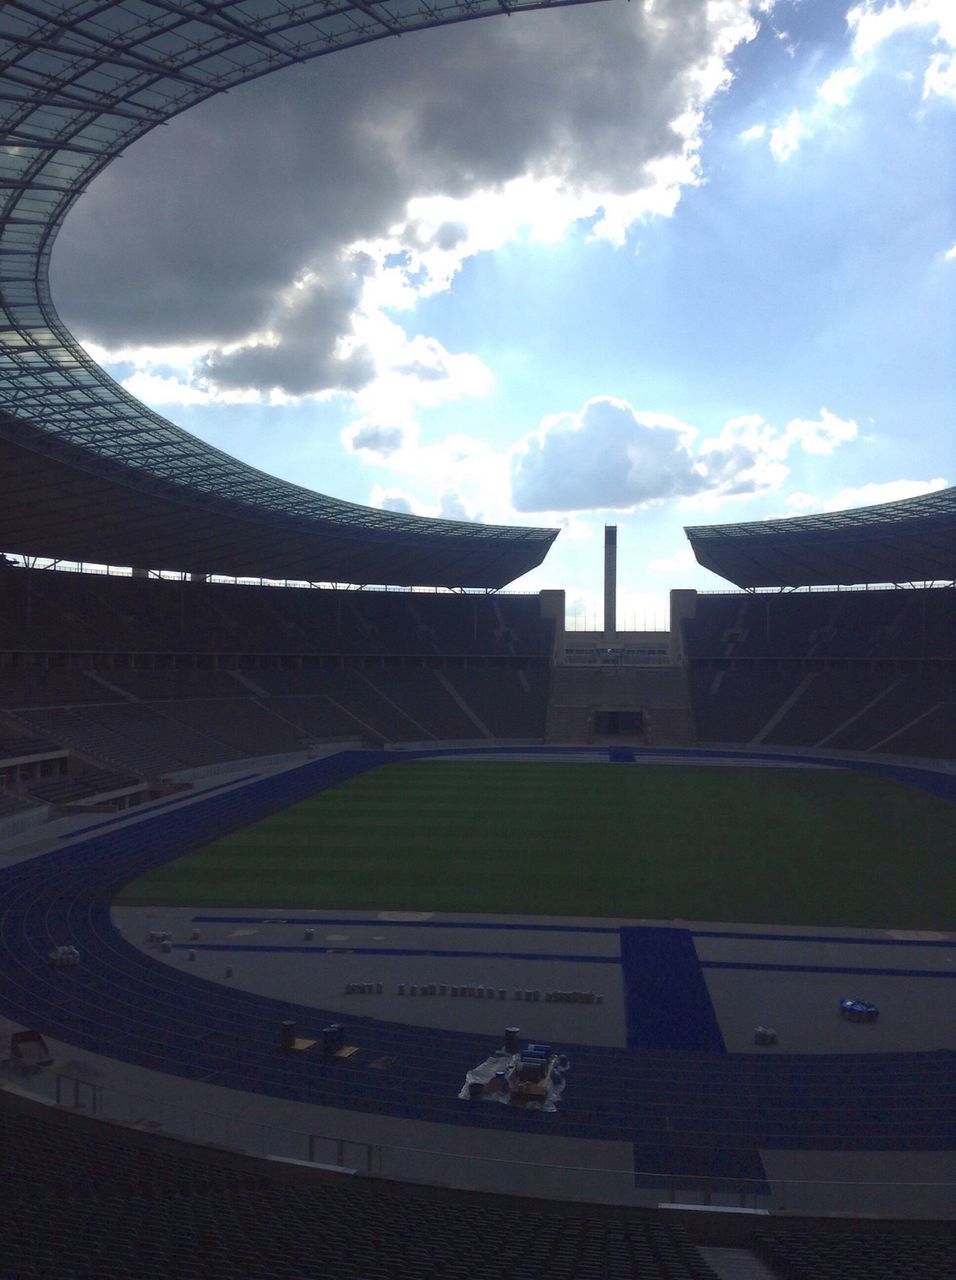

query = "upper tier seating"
[
  {"left": 0, "top": 569, "right": 552, "bottom": 658},
  {"left": 0, "top": 668, "right": 111, "bottom": 708},
  {"left": 0, "top": 727, "right": 64, "bottom": 761},
  {"left": 684, "top": 588, "right": 956, "bottom": 662}
]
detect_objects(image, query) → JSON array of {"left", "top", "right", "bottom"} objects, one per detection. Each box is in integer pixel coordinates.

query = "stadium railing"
[{"left": 5, "top": 1070, "right": 953, "bottom": 1220}]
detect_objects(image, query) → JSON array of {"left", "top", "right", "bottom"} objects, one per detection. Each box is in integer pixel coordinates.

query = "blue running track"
[{"left": 1, "top": 747, "right": 953, "bottom": 1192}]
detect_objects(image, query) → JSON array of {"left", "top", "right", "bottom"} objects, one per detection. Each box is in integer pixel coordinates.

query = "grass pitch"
[{"left": 116, "top": 761, "right": 956, "bottom": 927}]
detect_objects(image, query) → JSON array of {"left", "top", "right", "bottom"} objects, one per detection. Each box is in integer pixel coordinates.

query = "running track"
[{"left": 2, "top": 747, "right": 953, "bottom": 1189}]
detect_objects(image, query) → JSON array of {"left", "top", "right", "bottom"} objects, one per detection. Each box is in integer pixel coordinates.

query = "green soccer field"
[{"left": 115, "top": 760, "right": 956, "bottom": 928}]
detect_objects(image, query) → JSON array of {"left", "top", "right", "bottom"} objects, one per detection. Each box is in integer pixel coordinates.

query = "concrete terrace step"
[{"left": 698, "top": 1246, "right": 782, "bottom": 1280}]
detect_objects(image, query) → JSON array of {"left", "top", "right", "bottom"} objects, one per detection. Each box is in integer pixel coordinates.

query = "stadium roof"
[
  {"left": 0, "top": 0, "right": 609, "bottom": 588},
  {"left": 684, "top": 487, "right": 956, "bottom": 589}
]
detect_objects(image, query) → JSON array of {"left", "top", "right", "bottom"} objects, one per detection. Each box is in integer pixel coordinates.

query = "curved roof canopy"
[
  {"left": 0, "top": 0, "right": 603, "bottom": 586},
  {"left": 684, "top": 487, "right": 956, "bottom": 589}
]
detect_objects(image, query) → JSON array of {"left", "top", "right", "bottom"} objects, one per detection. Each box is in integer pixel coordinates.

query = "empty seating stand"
[
  {"left": 685, "top": 589, "right": 956, "bottom": 759},
  {"left": 25, "top": 767, "right": 143, "bottom": 806},
  {"left": 0, "top": 1090, "right": 724, "bottom": 1280},
  {"left": 0, "top": 571, "right": 554, "bottom": 790},
  {"left": 0, "top": 790, "right": 41, "bottom": 819},
  {"left": 0, "top": 569, "right": 554, "bottom": 661},
  {"left": 754, "top": 1224, "right": 956, "bottom": 1280},
  {"left": 3, "top": 1090, "right": 950, "bottom": 1280}
]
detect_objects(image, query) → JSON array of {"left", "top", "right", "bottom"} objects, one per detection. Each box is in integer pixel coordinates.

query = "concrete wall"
[
  {"left": 545, "top": 665, "right": 695, "bottom": 746},
  {"left": 538, "top": 589, "right": 566, "bottom": 665},
  {"left": 668, "top": 588, "right": 698, "bottom": 665}
]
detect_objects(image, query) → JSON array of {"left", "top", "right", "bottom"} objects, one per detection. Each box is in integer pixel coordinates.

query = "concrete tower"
[{"left": 604, "top": 525, "right": 617, "bottom": 639}]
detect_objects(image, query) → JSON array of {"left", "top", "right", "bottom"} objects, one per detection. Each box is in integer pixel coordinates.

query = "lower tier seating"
[
  {"left": 0, "top": 1091, "right": 722, "bottom": 1280},
  {"left": 2, "top": 1091, "right": 951, "bottom": 1280},
  {"left": 689, "top": 666, "right": 956, "bottom": 759},
  {"left": 0, "top": 664, "right": 551, "bottom": 781}
]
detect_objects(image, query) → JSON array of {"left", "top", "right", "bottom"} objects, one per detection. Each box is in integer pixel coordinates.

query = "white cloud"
[
  {"left": 923, "top": 48, "right": 956, "bottom": 99},
  {"left": 367, "top": 482, "right": 486, "bottom": 523},
  {"left": 761, "top": 0, "right": 956, "bottom": 164},
  {"left": 818, "top": 66, "right": 863, "bottom": 107},
  {"left": 508, "top": 399, "right": 859, "bottom": 514},
  {"left": 81, "top": 338, "right": 289, "bottom": 408},
  {"left": 81, "top": 338, "right": 207, "bottom": 371},
  {"left": 648, "top": 546, "right": 700, "bottom": 573},
  {"left": 358, "top": 424, "right": 519, "bottom": 527},
  {"left": 769, "top": 110, "right": 807, "bottom": 162},
  {"left": 767, "top": 67, "right": 862, "bottom": 163},
  {"left": 438, "top": 491, "right": 480, "bottom": 522},
  {"left": 120, "top": 371, "right": 256, "bottom": 407},
  {"left": 739, "top": 123, "right": 767, "bottom": 141},
  {"left": 197, "top": 256, "right": 376, "bottom": 397},
  {"left": 510, "top": 398, "right": 705, "bottom": 513},
  {"left": 784, "top": 407, "right": 859, "bottom": 455},
  {"left": 55, "top": 0, "right": 765, "bottom": 436},
  {"left": 820, "top": 476, "right": 948, "bottom": 511},
  {"left": 785, "top": 477, "right": 949, "bottom": 515},
  {"left": 690, "top": 413, "right": 790, "bottom": 496},
  {"left": 345, "top": 424, "right": 406, "bottom": 457},
  {"left": 335, "top": 326, "right": 493, "bottom": 464},
  {"left": 944, "top": 243, "right": 956, "bottom": 261},
  {"left": 693, "top": 408, "right": 857, "bottom": 497},
  {"left": 848, "top": 0, "right": 956, "bottom": 102},
  {"left": 553, "top": 513, "right": 598, "bottom": 542},
  {"left": 784, "top": 491, "right": 821, "bottom": 513},
  {"left": 369, "top": 486, "right": 416, "bottom": 514}
]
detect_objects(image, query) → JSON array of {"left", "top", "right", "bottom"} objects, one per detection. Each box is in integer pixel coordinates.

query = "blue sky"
[{"left": 53, "top": 0, "right": 954, "bottom": 628}]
